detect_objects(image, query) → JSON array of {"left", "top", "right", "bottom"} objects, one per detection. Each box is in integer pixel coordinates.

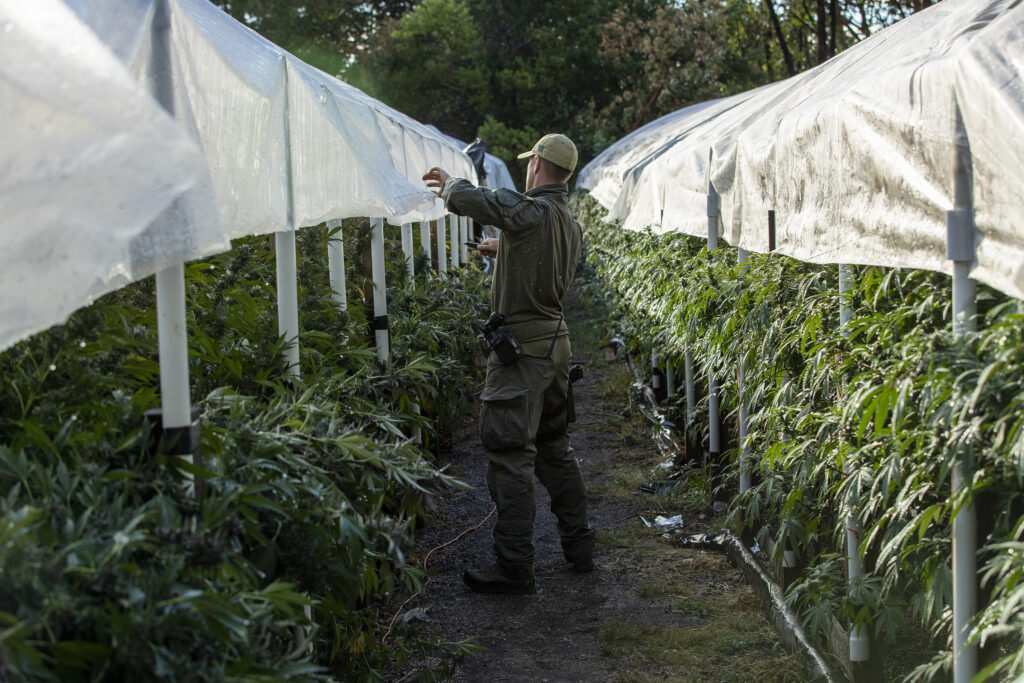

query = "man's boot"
[
  {"left": 563, "top": 533, "right": 595, "bottom": 573},
  {"left": 463, "top": 563, "right": 535, "bottom": 595}
]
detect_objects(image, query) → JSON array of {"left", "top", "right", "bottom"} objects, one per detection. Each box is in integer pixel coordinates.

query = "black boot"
[
  {"left": 463, "top": 563, "right": 535, "bottom": 595},
  {"left": 563, "top": 533, "right": 595, "bottom": 573}
]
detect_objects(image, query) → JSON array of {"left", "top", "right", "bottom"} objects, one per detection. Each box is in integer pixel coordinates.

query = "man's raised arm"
[{"left": 422, "top": 167, "right": 544, "bottom": 234}]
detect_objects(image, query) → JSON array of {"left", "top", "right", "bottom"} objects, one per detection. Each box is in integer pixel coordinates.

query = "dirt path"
[{"left": 395, "top": 296, "right": 801, "bottom": 683}]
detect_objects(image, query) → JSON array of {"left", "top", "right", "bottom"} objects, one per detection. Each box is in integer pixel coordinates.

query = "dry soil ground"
[{"left": 391, "top": 295, "right": 803, "bottom": 683}]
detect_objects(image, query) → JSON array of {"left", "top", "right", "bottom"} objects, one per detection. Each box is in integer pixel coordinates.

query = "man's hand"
[
  {"left": 422, "top": 167, "right": 451, "bottom": 196},
  {"left": 477, "top": 237, "right": 499, "bottom": 257}
]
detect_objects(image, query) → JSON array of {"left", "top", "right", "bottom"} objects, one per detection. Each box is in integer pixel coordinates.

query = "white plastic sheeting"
[
  {"left": 1, "top": 0, "right": 478, "bottom": 352},
  {"left": 579, "top": 0, "right": 1024, "bottom": 300},
  {"left": 67, "top": 0, "right": 477, "bottom": 234},
  {"left": 577, "top": 96, "right": 731, "bottom": 214},
  {"left": 481, "top": 153, "right": 517, "bottom": 192},
  {"left": 0, "top": 0, "right": 227, "bottom": 351},
  {"left": 426, "top": 126, "right": 517, "bottom": 191}
]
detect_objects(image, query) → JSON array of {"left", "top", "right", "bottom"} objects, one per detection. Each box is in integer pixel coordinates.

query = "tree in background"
[
  {"left": 219, "top": 0, "right": 416, "bottom": 76},
  {"left": 221, "top": 0, "right": 931, "bottom": 184},
  {"left": 590, "top": 0, "right": 770, "bottom": 143},
  {"left": 762, "top": 0, "right": 934, "bottom": 77},
  {"left": 460, "top": 0, "right": 661, "bottom": 164},
  {"left": 359, "top": 0, "right": 491, "bottom": 141}
]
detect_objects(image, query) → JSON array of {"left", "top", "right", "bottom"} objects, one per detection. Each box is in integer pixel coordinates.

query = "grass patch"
[
  {"left": 600, "top": 614, "right": 803, "bottom": 682},
  {"left": 595, "top": 527, "right": 805, "bottom": 682}
]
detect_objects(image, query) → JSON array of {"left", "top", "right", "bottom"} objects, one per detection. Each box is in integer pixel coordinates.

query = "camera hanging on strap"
[{"left": 477, "top": 313, "right": 522, "bottom": 365}]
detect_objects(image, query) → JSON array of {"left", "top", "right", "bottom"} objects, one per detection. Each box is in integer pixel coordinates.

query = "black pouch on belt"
[{"left": 489, "top": 328, "right": 522, "bottom": 365}]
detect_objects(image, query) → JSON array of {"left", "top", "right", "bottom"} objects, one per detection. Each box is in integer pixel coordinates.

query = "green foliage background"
[
  {"left": 0, "top": 224, "right": 485, "bottom": 681},
  {"left": 575, "top": 194, "right": 1024, "bottom": 682}
]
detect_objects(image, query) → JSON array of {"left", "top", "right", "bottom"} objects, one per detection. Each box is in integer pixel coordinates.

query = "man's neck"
[{"left": 527, "top": 173, "right": 560, "bottom": 191}]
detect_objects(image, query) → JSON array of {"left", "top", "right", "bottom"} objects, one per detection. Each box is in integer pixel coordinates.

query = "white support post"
[
  {"left": 450, "top": 214, "right": 461, "bottom": 269},
  {"left": 150, "top": 4, "right": 195, "bottom": 466},
  {"left": 949, "top": 106, "right": 978, "bottom": 683},
  {"left": 839, "top": 264, "right": 854, "bottom": 328},
  {"left": 275, "top": 230, "right": 301, "bottom": 379},
  {"left": 156, "top": 263, "right": 193, "bottom": 449},
  {"left": 370, "top": 217, "right": 390, "bottom": 364},
  {"left": 437, "top": 215, "right": 448, "bottom": 274},
  {"left": 327, "top": 220, "right": 347, "bottom": 311},
  {"left": 666, "top": 361, "right": 675, "bottom": 398},
  {"left": 707, "top": 184, "right": 720, "bottom": 251},
  {"left": 706, "top": 184, "right": 721, "bottom": 462},
  {"left": 840, "top": 263, "right": 869, "bottom": 664},
  {"left": 651, "top": 352, "right": 661, "bottom": 392},
  {"left": 460, "top": 216, "right": 470, "bottom": 264},
  {"left": 401, "top": 222, "right": 415, "bottom": 280},
  {"left": 276, "top": 48, "right": 301, "bottom": 380},
  {"left": 738, "top": 248, "right": 751, "bottom": 495},
  {"left": 684, "top": 352, "right": 696, "bottom": 425},
  {"left": 419, "top": 220, "right": 432, "bottom": 270},
  {"left": 708, "top": 380, "right": 721, "bottom": 455}
]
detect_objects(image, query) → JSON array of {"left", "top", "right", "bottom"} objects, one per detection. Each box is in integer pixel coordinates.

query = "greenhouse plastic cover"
[
  {"left": 67, "top": 0, "right": 477, "bottom": 236},
  {"left": 579, "top": 0, "right": 1024, "bottom": 300},
  {"left": 0, "top": 0, "right": 228, "bottom": 351},
  {"left": 425, "top": 126, "right": 517, "bottom": 191},
  {"left": 1, "top": 0, "right": 477, "bottom": 352}
]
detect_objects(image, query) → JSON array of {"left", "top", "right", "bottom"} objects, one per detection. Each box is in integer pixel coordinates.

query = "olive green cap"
[{"left": 517, "top": 133, "right": 578, "bottom": 173}]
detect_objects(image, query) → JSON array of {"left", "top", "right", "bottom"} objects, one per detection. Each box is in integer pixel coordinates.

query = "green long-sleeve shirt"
[{"left": 442, "top": 179, "right": 582, "bottom": 342}]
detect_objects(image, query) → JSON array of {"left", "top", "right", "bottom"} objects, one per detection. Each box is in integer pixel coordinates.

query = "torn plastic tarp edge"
[{"left": 690, "top": 530, "right": 847, "bottom": 683}]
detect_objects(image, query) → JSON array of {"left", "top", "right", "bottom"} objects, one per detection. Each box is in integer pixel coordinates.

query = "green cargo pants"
[{"left": 479, "top": 335, "right": 594, "bottom": 573}]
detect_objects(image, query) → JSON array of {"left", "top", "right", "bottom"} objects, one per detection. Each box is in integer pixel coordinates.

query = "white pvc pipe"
[
  {"left": 707, "top": 184, "right": 720, "bottom": 251},
  {"left": 401, "top": 222, "right": 415, "bottom": 280},
  {"left": 738, "top": 249, "right": 750, "bottom": 494},
  {"left": 839, "top": 264, "right": 854, "bottom": 329},
  {"left": 419, "top": 220, "right": 432, "bottom": 270},
  {"left": 370, "top": 217, "right": 390, "bottom": 364},
  {"left": 276, "top": 47, "right": 301, "bottom": 380},
  {"left": 840, "top": 263, "right": 869, "bottom": 662},
  {"left": 327, "top": 219, "right": 347, "bottom": 311},
  {"left": 706, "top": 185, "right": 720, "bottom": 456},
  {"left": 684, "top": 351, "right": 696, "bottom": 425},
  {"left": 949, "top": 116, "right": 977, "bottom": 682},
  {"left": 952, "top": 261, "right": 976, "bottom": 338},
  {"left": 156, "top": 264, "right": 192, "bottom": 432},
  {"left": 275, "top": 230, "right": 301, "bottom": 379},
  {"left": 666, "top": 362, "right": 675, "bottom": 398},
  {"left": 738, "top": 365, "right": 750, "bottom": 492},
  {"left": 450, "top": 214, "right": 461, "bottom": 268},
  {"left": 460, "top": 216, "right": 470, "bottom": 264},
  {"left": 708, "top": 376, "right": 721, "bottom": 455},
  {"left": 951, "top": 278, "right": 978, "bottom": 682},
  {"left": 437, "top": 215, "right": 448, "bottom": 274},
  {"left": 151, "top": 2, "right": 193, "bottom": 471}
]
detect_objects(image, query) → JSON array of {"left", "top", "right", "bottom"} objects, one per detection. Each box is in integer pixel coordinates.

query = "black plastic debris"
[{"left": 639, "top": 480, "right": 679, "bottom": 495}]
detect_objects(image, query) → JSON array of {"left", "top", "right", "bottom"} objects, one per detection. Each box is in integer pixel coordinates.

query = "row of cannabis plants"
[
  {"left": 0, "top": 222, "right": 485, "bottom": 682},
  {"left": 576, "top": 194, "right": 1024, "bottom": 682}
]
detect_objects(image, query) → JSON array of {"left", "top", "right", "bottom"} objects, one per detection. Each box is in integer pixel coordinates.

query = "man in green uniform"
[{"left": 423, "top": 134, "right": 594, "bottom": 595}]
